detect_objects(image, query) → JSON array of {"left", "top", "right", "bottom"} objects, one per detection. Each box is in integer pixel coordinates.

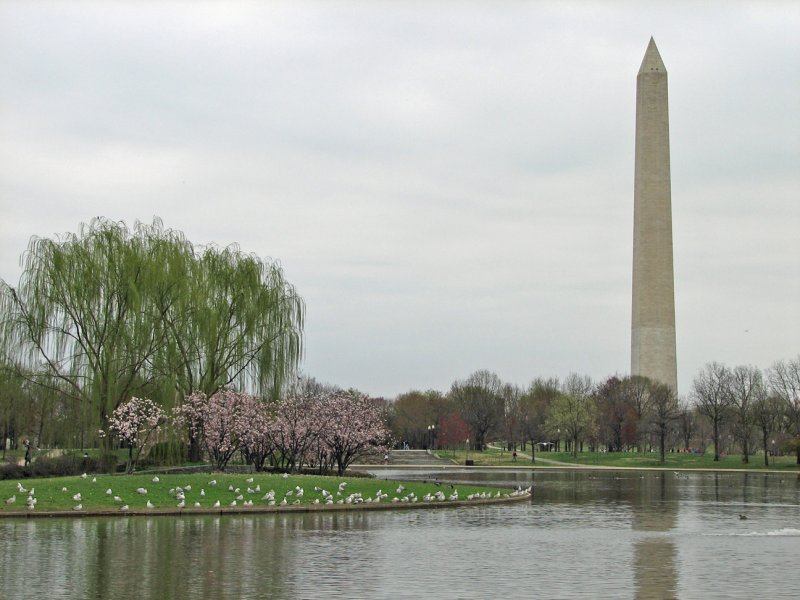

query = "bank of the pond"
[
  {"left": 361, "top": 463, "right": 800, "bottom": 475},
  {"left": 0, "top": 472, "right": 528, "bottom": 518}
]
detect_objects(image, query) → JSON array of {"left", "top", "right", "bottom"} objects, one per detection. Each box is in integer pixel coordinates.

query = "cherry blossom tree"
[
  {"left": 320, "top": 391, "right": 391, "bottom": 476},
  {"left": 175, "top": 390, "right": 252, "bottom": 470},
  {"left": 108, "top": 396, "right": 166, "bottom": 473},
  {"left": 273, "top": 392, "right": 328, "bottom": 472},
  {"left": 235, "top": 394, "right": 277, "bottom": 471}
]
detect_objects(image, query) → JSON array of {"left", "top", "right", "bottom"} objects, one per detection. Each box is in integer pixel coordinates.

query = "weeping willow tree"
[
  {"left": 0, "top": 217, "right": 304, "bottom": 455},
  {"left": 0, "top": 219, "right": 169, "bottom": 441},
  {"left": 152, "top": 240, "right": 305, "bottom": 460}
]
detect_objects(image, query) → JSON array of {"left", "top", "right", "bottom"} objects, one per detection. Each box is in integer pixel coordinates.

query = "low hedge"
[{"left": 0, "top": 453, "right": 118, "bottom": 480}]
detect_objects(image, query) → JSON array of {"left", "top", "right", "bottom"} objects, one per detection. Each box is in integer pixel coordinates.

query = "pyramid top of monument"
[{"left": 638, "top": 37, "right": 667, "bottom": 75}]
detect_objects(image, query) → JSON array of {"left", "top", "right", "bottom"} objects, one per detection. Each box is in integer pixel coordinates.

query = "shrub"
[{"left": 0, "top": 453, "right": 118, "bottom": 480}]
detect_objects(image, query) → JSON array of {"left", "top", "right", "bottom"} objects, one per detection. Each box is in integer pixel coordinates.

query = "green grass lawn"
[
  {"left": 435, "top": 446, "right": 800, "bottom": 470},
  {"left": 1, "top": 472, "right": 518, "bottom": 515}
]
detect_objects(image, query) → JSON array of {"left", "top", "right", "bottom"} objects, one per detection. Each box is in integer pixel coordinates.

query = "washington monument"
[{"left": 631, "top": 38, "right": 678, "bottom": 393}]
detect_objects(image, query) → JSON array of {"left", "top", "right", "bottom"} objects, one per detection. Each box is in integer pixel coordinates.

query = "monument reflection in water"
[{"left": 2, "top": 471, "right": 799, "bottom": 599}]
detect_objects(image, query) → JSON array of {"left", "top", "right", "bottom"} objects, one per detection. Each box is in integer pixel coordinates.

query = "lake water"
[{"left": 1, "top": 469, "right": 798, "bottom": 599}]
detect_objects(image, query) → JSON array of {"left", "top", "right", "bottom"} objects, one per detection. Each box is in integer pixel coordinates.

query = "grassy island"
[{"left": 1, "top": 472, "right": 527, "bottom": 517}]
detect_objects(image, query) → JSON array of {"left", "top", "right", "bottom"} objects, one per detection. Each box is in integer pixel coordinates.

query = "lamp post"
[{"left": 427, "top": 425, "right": 436, "bottom": 451}]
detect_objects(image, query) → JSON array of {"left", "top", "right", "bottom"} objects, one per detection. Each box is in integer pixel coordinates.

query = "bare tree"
[
  {"left": 768, "top": 357, "right": 800, "bottom": 464},
  {"left": 729, "top": 365, "right": 763, "bottom": 464},
  {"left": 752, "top": 390, "right": 782, "bottom": 467},
  {"left": 692, "top": 362, "right": 734, "bottom": 461},
  {"left": 676, "top": 400, "right": 697, "bottom": 451},
  {"left": 449, "top": 370, "right": 505, "bottom": 451},
  {"left": 518, "top": 377, "right": 559, "bottom": 461},
  {"left": 546, "top": 373, "right": 594, "bottom": 457},
  {"left": 595, "top": 376, "right": 628, "bottom": 452},
  {"left": 622, "top": 375, "right": 651, "bottom": 452},
  {"left": 647, "top": 382, "right": 679, "bottom": 463}
]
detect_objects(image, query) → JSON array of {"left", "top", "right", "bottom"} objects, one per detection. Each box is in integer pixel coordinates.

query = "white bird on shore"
[
  {"left": 213, "top": 500, "right": 220, "bottom": 508},
  {"left": 245, "top": 477, "right": 254, "bottom": 484},
  {"left": 281, "top": 473, "right": 288, "bottom": 479},
  {"left": 120, "top": 505, "right": 129, "bottom": 511},
  {"left": 73, "top": 504, "right": 82, "bottom": 511},
  {"left": 396, "top": 485, "right": 404, "bottom": 494},
  {"left": 280, "top": 498, "right": 287, "bottom": 506},
  {"left": 28, "top": 488, "right": 34, "bottom": 496},
  {"left": 234, "top": 488, "right": 240, "bottom": 494},
  {"left": 81, "top": 473, "right": 87, "bottom": 479},
  {"left": 16, "top": 483, "right": 27, "bottom": 493},
  {"left": 236, "top": 494, "right": 244, "bottom": 501},
  {"left": 268, "top": 500, "right": 276, "bottom": 506},
  {"left": 146, "top": 500, "right": 154, "bottom": 509},
  {"left": 228, "top": 485, "right": 234, "bottom": 491},
  {"left": 184, "top": 485, "right": 191, "bottom": 492},
  {"left": 72, "top": 493, "right": 82, "bottom": 502},
  {"left": 255, "top": 484, "right": 261, "bottom": 492},
  {"left": 194, "top": 502, "right": 201, "bottom": 508},
  {"left": 244, "top": 500, "right": 253, "bottom": 507},
  {"left": 230, "top": 500, "right": 237, "bottom": 507},
  {"left": 177, "top": 500, "right": 185, "bottom": 509},
  {"left": 247, "top": 487, "right": 254, "bottom": 494},
  {"left": 62, "top": 487, "right": 68, "bottom": 493},
  {"left": 91, "top": 477, "right": 96, "bottom": 483},
  {"left": 113, "top": 496, "right": 123, "bottom": 503},
  {"left": 105, "top": 489, "right": 113, "bottom": 496},
  {"left": 208, "top": 479, "right": 217, "bottom": 487},
  {"left": 285, "top": 490, "right": 293, "bottom": 497},
  {"left": 152, "top": 476, "right": 160, "bottom": 483},
  {"left": 5, "top": 495, "right": 16, "bottom": 505},
  {"left": 200, "top": 489, "right": 205, "bottom": 497},
  {"left": 136, "top": 488, "right": 147, "bottom": 495}
]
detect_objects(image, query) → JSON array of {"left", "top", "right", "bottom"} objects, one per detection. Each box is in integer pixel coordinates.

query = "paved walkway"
[
  {"left": 485, "top": 444, "right": 576, "bottom": 466},
  {"left": 384, "top": 449, "right": 453, "bottom": 466}
]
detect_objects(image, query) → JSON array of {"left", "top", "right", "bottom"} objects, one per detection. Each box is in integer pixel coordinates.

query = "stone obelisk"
[{"left": 631, "top": 38, "right": 677, "bottom": 393}]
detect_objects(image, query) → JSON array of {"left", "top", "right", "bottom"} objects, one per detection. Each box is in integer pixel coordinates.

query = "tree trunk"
[
  {"left": 188, "top": 435, "right": 201, "bottom": 462},
  {"left": 761, "top": 428, "right": 769, "bottom": 467},
  {"left": 530, "top": 439, "right": 536, "bottom": 463},
  {"left": 713, "top": 419, "right": 720, "bottom": 461},
  {"left": 659, "top": 429, "right": 666, "bottom": 464}
]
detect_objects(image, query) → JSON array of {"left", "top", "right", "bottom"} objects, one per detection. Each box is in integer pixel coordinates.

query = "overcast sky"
[{"left": 1, "top": 1, "right": 798, "bottom": 399}]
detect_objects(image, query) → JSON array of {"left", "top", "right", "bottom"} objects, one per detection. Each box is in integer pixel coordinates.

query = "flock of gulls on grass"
[{"left": 5, "top": 472, "right": 531, "bottom": 513}]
